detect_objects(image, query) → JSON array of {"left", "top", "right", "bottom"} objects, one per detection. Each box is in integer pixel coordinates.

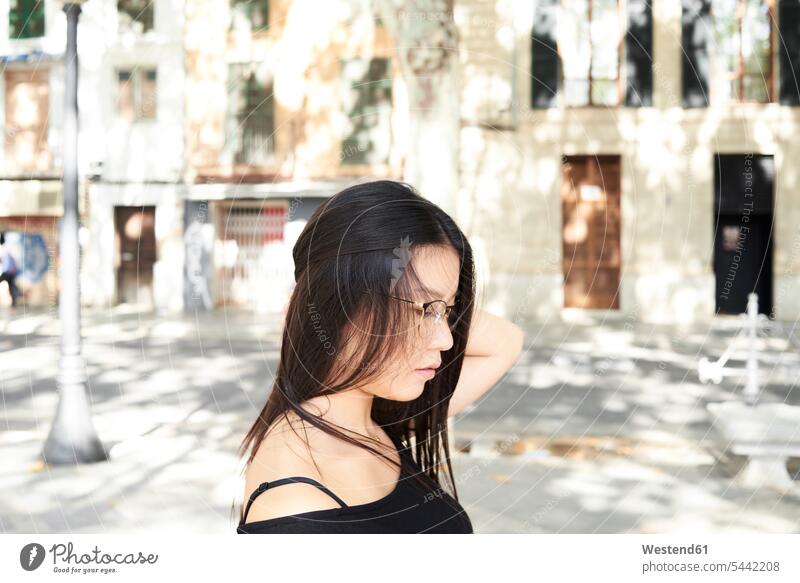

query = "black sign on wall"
[{"left": 183, "top": 200, "right": 214, "bottom": 311}]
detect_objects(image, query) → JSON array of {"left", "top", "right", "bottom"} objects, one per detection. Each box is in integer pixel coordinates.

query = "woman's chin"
[{"left": 381, "top": 382, "right": 426, "bottom": 403}]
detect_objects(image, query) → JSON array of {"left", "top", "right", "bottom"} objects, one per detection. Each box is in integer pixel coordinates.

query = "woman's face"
[{"left": 369, "top": 244, "right": 460, "bottom": 403}]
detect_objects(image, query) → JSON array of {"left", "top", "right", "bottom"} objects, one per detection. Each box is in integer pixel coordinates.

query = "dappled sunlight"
[
  {"left": 184, "top": 0, "right": 406, "bottom": 183},
  {"left": 4, "top": 0, "right": 800, "bottom": 538},
  {"left": 0, "top": 307, "right": 281, "bottom": 532},
  {"left": 458, "top": 0, "right": 800, "bottom": 323},
  {"left": 453, "top": 444, "right": 800, "bottom": 533},
  {"left": 2, "top": 302, "right": 798, "bottom": 532},
  {"left": 456, "top": 313, "right": 800, "bottom": 457},
  {"left": 455, "top": 0, "right": 515, "bottom": 122}
]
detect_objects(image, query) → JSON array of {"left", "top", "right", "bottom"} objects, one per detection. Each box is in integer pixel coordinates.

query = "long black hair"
[{"left": 235, "top": 179, "right": 477, "bottom": 522}]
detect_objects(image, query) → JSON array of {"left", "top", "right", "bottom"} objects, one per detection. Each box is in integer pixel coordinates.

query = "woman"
[{"left": 235, "top": 180, "right": 524, "bottom": 533}]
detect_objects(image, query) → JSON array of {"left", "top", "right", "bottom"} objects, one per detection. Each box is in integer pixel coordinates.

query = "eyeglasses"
[{"left": 363, "top": 289, "right": 458, "bottom": 336}]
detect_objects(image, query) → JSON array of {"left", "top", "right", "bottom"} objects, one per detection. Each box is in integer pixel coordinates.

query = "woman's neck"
[{"left": 301, "top": 387, "right": 380, "bottom": 439}]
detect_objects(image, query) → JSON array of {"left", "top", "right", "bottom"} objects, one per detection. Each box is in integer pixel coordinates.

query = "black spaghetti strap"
[{"left": 241, "top": 477, "right": 349, "bottom": 523}]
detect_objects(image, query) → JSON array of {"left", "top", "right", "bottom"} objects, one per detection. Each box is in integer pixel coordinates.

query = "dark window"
[
  {"left": 118, "top": 0, "right": 155, "bottom": 33},
  {"left": 531, "top": 0, "right": 652, "bottom": 108},
  {"left": 340, "top": 58, "right": 392, "bottom": 166},
  {"left": 226, "top": 64, "right": 275, "bottom": 165},
  {"left": 531, "top": 0, "right": 559, "bottom": 108},
  {"left": 779, "top": 0, "right": 800, "bottom": 105},
  {"left": 9, "top": 0, "right": 45, "bottom": 39},
  {"left": 682, "top": 0, "right": 712, "bottom": 106},
  {"left": 231, "top": 0, "right": 269, "bottom": 32},
  {"left": 625, "top": 0, "right": 653, "bottom": 106}
]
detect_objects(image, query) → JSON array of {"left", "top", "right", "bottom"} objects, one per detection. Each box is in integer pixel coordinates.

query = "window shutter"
[
  {"left": 625, "top": 0, "right": 653, "bottom": 106},
  {"left": 779, "top": 0, "right": 800, "bottom": 105},
  {"left": 9, "top": 0, "right": 45, "bottom": 38},
  {"left": 682, "top": 0, "right": 711, "bottom": 107},
  {"left": 531, "top": 0, "right": 559, "bottom": 108}
]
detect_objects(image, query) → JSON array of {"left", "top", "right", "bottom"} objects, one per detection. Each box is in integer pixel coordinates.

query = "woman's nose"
[{"left": 428, "top": 318, "right": 454, "bottom": 351}]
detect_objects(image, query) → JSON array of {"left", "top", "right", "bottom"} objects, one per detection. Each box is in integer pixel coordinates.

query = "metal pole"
[
  {"left": 42, "top": 1, "right": 107, "bottom": 464},
  {"left": 744, "top": 292, "right": 760, "bottom": 404}
]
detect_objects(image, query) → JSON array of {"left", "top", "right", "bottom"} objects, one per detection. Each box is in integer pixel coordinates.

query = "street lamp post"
[{"left": 42, "top": 0, "right": 107, "bottom": 464}]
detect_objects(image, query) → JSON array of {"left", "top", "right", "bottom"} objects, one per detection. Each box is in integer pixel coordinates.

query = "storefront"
[
  {"left": 182, "top": 180, "right": 349, "bottom": 314},
  {"left": 0, "top": 180, "right": 64, "bottom": 308}
]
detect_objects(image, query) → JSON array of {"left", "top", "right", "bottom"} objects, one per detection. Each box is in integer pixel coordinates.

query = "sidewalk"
[{"left": 1, "top": 305, "right": 798, "bottom": 533}]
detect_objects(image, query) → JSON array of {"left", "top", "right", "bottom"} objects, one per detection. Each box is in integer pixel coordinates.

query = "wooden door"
[
  {"left": 561, "top": 155, "right": 621, "bottom": 309},
  {"left": 114, "top": 206, "right": 156, "bottom": 305}
]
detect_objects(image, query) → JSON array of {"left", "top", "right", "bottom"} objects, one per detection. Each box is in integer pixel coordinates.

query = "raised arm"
[{"left": 447, "top": 309, "right": 524, "bottom": 417}]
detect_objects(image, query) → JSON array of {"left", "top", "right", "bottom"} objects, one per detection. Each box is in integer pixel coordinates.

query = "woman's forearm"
[
  {"left": 446, "top": 309, "right": 524, "bottom": 416},
  {"left": 463, "top": 308, "right": 524, "bottom": 358}
]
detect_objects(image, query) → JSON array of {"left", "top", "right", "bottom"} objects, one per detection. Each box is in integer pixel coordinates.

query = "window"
[
  {"left": 711, "top": 0, "right": 773, "bottom": 102},
  {"left": 531, "top": 0, "right": 653, "bottom": 108},
  {"left": 531, "top": 0, "right": 559, "bottom": 108},
  {"left": 560, "top": 0, "right": 621, "bottom": 106},
  {"left": 225, "top": 64, "right": 275, "bottom": 165},
  {"left": 230, "top": 0, "right": 269, "bottom": 32},
  {"left": 779, "top": 0, "right": 800, "bottom": 104},
  {"left": 682, "top": 0, "right": 775, "bottom": 106},
  {"left": 117, "top": 69, "right": 157, "bottom": 121},
  {"left": 118, "top": 0, "right": 154, "bottom": 33},
  {"left": 625, "top": 0, "right": 653, "bottom": 106},
  {"left": 340, "top": 58, "right": 392, "bottom": 165},
  {"left": 9, "top": 0, "right": 45, "bottom": 39},
  {"left": 4, "top": 69, "right": 51, "bottom": 172}
]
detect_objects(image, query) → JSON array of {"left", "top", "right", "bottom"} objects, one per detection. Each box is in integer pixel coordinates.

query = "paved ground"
[{"left": 1, "top": 304, "right": 798, "bottom": 533}]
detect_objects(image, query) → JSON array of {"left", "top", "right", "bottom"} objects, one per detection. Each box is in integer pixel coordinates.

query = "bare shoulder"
[
  {"left": 241, "top": 414, "right": 344, "bottom": 524},
  {"left": 242, "top": 480, "right": 343, "bottom": 524}
]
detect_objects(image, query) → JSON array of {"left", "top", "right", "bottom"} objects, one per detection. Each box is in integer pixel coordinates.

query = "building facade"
[
  {"left": 80, "top": 0, "right": 186, "bottom": 312},
  {"left": 456, "top": 0, "right": 800, "bottom": 324},
  {"left": 0, "top": 0, "right": 69, "bottom": 308},
  {"left": 180, "top": 0, "right": 406, "bottom": 314},
  {"left": 4, "top": 0, "right": 798, "bottom": 324},
  {"left": 0, "top": 0, "right": 187, "bottom": 311}
]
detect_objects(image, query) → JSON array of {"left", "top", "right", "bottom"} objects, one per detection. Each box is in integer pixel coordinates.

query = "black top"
[{"left": 237, "top": 432, "right": 473, "bottom": 534}]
